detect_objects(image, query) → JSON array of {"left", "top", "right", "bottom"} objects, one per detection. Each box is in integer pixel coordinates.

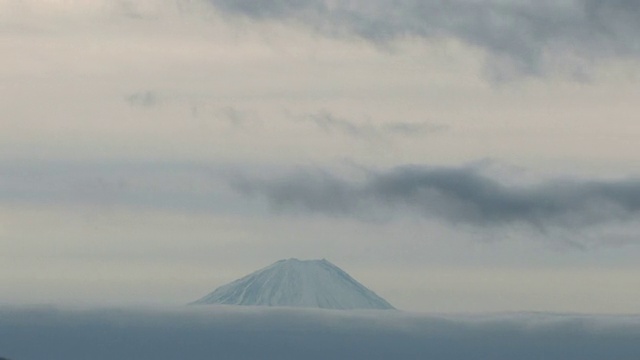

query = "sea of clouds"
[{"left": 1, "top": 305, "right": 639, "bottom": 360}]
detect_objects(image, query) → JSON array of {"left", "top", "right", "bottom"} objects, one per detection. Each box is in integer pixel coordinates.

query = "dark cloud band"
[
  {"left": 206, "top": 0, "right": 640, "bottom": 78},
  {"left": 232, "top": 165, "right": 640, "bottom": 229},
  {"left": 2, "top": 161, "right": 640, "bottom": 231}
]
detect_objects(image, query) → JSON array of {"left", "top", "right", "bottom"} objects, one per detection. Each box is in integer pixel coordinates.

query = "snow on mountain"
[{"left": 192, "top": 258, "right": 395, "bottom": 310}]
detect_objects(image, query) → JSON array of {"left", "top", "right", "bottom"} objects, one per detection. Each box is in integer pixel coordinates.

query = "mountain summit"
[{"left": 192, "top": 258, "right": 394, "bottom": 310}]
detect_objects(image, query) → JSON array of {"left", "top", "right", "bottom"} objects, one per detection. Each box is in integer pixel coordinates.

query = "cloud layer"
[
  {"left": 1, "top": 306, "right": 639, "bottom": 360},
  {"left": 206, "top": 0, "right": 640, "bottom": 77},
  {"left": 4, "top": 0, "right": 639, "bottom": 78},
  {"left": 232, "top": 164, "right": 640, "bottom": 229},
  {"left": 3, "top": 161, "right": 640, "bottom": 231}
]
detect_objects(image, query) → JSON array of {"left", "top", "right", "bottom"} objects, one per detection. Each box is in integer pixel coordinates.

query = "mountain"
[{"left": 192, "top": 258, "right": 395, "bottom": 310}]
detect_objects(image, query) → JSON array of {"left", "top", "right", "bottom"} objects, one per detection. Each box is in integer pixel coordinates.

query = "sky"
[{"left": 1, "top": 0, "right": 640, "bottom": 313}]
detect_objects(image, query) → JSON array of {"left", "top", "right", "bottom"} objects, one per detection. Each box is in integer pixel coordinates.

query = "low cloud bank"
[{"left": 1, "top": 306, "right": 639, "bottom": 360}]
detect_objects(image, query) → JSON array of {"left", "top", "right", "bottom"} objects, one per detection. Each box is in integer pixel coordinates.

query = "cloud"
[
  {"left": 7, "top": 1, "right": 638, "bottom": 79},
  {"left": 300, "top": 111, "right": 446, "bottom": 139},
  {"left": 231, "top": 164, "right": 640, "bottom": 230},
  {"left": 382, "top": 121, "right": 447, "bottom": 136},
  {"left": 205, "top": 0, "right": 640, "bottom": 78},
  {"left": 1, "top": 306, "right": 639, "bottom": 360},
  {"left": 217, "top": 106, "right": 260, "bottom": 128},
  {"left": 3, "top": 161, "right": 640, "bottom": 233},
  {"left": 125, "top": 91, "right": 162, "bottom": 108},
  {"left": 7, "top": 0, "right": 210, "bottom": 18},
  {"left": 123, "top": 91, "right": 255, "bottom": 128}
]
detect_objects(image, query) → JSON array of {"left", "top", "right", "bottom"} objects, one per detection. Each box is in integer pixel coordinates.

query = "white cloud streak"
[{"left": 299, "top": 111, "right": 447, "bottom": 139}]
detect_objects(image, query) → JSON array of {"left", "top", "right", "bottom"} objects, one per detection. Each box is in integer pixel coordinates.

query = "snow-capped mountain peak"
[{"left": 192, "top": 258, "right": 394, "bottom": 310}]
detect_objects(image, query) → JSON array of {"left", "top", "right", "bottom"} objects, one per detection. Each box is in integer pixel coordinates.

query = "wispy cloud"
[
  {"left": 9, "top": 1, "right": 638, "bottom": 79},
  {"left": 300, "top": 111, "right": 446, "bottom": 139},
  {"left": 125, "top": 91, "right": 162, "bottom": 108},
  {"left": 1, "top": 306, "right": 639, "bottom": 360},
  {"left": 217, "top": 106, "right": 260, "bottom": 128},
  {"left": 206, "top": 0, "right": 640, "bottom": 78}
]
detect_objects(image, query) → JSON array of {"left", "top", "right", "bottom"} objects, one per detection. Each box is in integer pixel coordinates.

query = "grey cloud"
[
  {"left": 1, "top": 306, "right": 639, "bottom": 360},
  {"left": 206, "top": 0, "right": 640, "bottom": 78},
  {"left": 382, "top": 121, "right": 448, "bottom": 136},
  {"left": 231, "top": 164, "right": 640, "bottom": 229},
  {"left": 306, "top": 112, "right": 373, "bottom": 137},
  {"left": 302, "top": 111, "right": 445, "bottom": 139},
  {"left": 207, "top": 0, "right": 325, "bottom": 19},
  {"left": 4, "top": 161, "right": 640, "bottom": 232},
  {"left": 125, "top": 91, "right": 161, "bottom": 107},
  {"left": 218, "top": 106, "right": 259, "bottom": 128},
  {"left": 123, "top": 90, "right": 254, "bottom": 129},
  {"left": 114, "top": 1, "right": 147, "bottom": 19}
]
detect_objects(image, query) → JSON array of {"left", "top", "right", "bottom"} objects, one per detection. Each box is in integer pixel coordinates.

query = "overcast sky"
[{"left": 1, "top": 0, "right": 640, "bottom": 313}]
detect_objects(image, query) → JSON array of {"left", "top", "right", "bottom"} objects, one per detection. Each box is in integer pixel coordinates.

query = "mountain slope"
[{"left": 192, "top": 258, "right": 394, "bottom": 310}]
